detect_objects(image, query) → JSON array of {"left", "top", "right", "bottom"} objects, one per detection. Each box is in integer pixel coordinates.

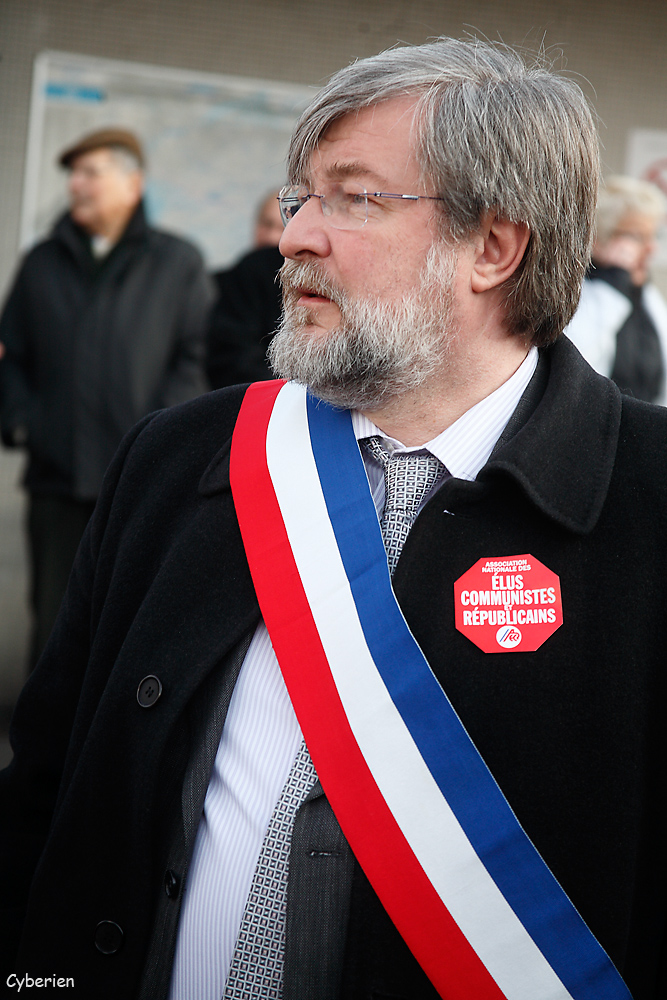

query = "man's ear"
[{"left": 470, "top": 213, "right": 530, "bottom": 293}]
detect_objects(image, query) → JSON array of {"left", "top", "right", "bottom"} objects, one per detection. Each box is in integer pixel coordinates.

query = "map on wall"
[{"left": 21, "top": 51, "right": 315, "bottom": 270}]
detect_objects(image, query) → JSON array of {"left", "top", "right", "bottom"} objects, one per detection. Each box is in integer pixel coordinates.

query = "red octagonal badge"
[{"left": 454, "top": 553, "right": 562, "bottom": 653}]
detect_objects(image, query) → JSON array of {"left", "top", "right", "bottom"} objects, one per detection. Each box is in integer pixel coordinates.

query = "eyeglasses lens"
[
  {"left": 278, "top": 185, "right": 308, "bottom": 226},
  {"left": 326, "top": 184, "right": 368, "bottom": 229},
  {"left": 278, "top": 183, "right": 369, "bottom": 230}
]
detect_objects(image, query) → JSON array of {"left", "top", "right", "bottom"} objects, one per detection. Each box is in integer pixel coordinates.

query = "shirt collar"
[{"left": 351, "top": 347, "right": 538, "bottom": 480}]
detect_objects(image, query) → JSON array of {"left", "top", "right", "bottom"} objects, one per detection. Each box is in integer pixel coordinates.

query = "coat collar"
[
  {"left": 480, "top": 336, "right": 621, "bottom": 534},
  {"left": 52, "top": 200, "right": 150, "bottom": 269},
  {"left": 198, "top": 337, "right": 622, "bottom": 536}
]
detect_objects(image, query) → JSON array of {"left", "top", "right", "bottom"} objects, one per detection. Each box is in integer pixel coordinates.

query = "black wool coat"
[
  {"left": 1, "top": 337, "right": 666, "bottom": 999},
  {"left": 0, "top": 203, "right": 213, "bottom": 499}
]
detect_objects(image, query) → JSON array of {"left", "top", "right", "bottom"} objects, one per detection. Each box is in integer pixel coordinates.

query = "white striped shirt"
[{"left": 168, "top": 346, "right": 538, "bottom": 999}]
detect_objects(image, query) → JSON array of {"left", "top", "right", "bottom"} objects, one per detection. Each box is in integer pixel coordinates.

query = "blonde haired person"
[{"left": 566, "top": 174, "right": 667, "bottom": 403}]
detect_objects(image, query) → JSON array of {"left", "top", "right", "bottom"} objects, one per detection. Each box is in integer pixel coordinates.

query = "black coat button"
[
  {"left": 95, "top": 920, "right": 124, "bottom": 954},
  {"left": 137, "top": 675, "right": 162, "bottom": 708},
  {"left": 164, "top": 869, "right": 181, "bottom": 899}
]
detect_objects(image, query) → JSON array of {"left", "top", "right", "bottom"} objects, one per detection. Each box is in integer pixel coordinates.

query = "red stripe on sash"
[{"left": 230, "top": 382, "right": 507, "bottom": 1000}]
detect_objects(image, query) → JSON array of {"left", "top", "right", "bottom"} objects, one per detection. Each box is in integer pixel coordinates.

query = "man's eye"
[{"left": 339, "top": 191, "right": 367, "bottom": 215}]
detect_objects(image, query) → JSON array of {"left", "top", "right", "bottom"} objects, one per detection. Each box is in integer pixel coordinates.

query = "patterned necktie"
[
  {"left": 363, "top": 435, "right": 447, "bottom": 576},
  {"left": 223, "top": 738, "right": 317, "bottom": 999}
]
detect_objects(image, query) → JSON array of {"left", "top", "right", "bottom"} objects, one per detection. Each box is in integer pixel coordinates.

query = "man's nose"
[{"left": 279, "top": 198, "right": 332, "bottom": 261}]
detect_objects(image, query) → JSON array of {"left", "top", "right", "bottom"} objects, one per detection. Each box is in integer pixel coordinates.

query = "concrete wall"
[{"left": 0, "top": 0, "right": 665, "bottom": 695}]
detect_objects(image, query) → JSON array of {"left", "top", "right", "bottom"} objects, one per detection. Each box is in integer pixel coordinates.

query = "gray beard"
[{"left": 268, "top": 245, "right": 459, "bottom": 411}]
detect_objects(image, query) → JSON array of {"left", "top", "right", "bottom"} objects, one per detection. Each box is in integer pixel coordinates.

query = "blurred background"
[{"left": 1, "top": 0, "right": 666, "bottom": 751}]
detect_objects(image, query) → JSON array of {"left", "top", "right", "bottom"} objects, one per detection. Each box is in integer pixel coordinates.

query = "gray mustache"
[{"left": 279, "top": 260, "right": 344, "bottom": 306}]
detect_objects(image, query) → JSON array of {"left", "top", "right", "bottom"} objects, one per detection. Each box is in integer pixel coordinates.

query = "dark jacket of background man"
[{"left": 206, "top": 239, "right": 283, "bottom": 389}]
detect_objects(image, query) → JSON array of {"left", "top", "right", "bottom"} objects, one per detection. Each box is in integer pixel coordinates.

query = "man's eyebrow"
[{"left": 319, "top": 160, "right": 390, "bottom": 188}]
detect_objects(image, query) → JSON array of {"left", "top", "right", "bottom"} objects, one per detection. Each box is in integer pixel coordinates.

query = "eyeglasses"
[{"left": 278, "top": 182, "right": 445, "bottom": 231}]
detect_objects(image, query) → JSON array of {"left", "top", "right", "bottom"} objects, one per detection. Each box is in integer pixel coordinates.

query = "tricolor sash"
[{"left": 229, "top": 379, "right": 631, "bottom": 1000}]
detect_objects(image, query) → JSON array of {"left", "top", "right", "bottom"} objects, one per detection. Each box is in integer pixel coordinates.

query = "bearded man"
[{"left": 1, "top": 38, "right": 666, "bottom": 1000}]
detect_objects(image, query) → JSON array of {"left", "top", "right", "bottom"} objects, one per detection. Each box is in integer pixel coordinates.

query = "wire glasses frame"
[{"left": 278, "top": 182, "right": 445, "bottom": 231}]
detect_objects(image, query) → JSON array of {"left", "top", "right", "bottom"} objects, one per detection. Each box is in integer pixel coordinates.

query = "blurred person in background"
[
  {"left": 206, "top": 190, "right": 283, "bottom": 388},
  {"left": 566, "top": 175, "right": 667, "bottom": 403},
  {"left": 252, "top": 188, "right": 285, "bottom": 249},
  {"left": 0, "top": 127, "right": 212, "bottom": 667}
]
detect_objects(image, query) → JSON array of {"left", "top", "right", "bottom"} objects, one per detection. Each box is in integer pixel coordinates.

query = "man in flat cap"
[{"left": 0, "top": 128, "right": 212, "bottom": 666}]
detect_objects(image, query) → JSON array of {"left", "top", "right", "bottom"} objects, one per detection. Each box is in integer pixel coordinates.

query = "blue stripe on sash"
[{"left": 305, "top": 392, "right": 630, "bottom": 1000}]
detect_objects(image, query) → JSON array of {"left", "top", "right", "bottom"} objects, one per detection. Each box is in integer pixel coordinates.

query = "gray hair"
[
  {"left": 596, "top": 175, "right": 666, "bottom": 246},
  {"left": 287, "top": 37, "right": 600, "bottom": 347}
]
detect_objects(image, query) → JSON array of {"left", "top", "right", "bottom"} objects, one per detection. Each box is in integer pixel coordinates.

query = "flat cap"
[{"left": 58, "top": 128, "right": 145, "bottom": 168}]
